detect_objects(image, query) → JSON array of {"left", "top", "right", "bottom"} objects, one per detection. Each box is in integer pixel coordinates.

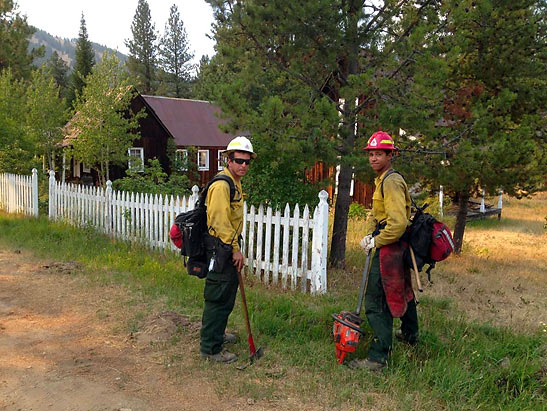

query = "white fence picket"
[
  {"left": 255, "top": 204, "right": 264, "bottom": 280},
  {"left": 272, "top": 209, "right": 281, "bottom": 284},
  {"left": 263, "top": 206, "right": 272, "bottom": 285},
  {"left": 301, "top": 205, "right": 310, "bottom": 293},
  {"left": 291, "top": 204, "right": 300, "bottom": 291},
  {"left": 281, "top": 203, "right": 290, "bottom": 290}
]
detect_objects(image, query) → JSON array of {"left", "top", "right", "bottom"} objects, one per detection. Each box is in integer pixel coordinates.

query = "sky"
[{"left": 16, "top": 0, "right": 217, "bottom": 64}]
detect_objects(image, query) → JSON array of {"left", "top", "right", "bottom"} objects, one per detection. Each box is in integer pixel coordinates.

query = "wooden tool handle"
[
  {"left": 237, "top": 269, "right": 252, "bottom": 339},
  {"left": 409, "top": 246, "right": 423, "bottom": 292}
]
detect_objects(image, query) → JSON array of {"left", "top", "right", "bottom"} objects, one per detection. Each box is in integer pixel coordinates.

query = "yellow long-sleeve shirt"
[
  {"left": 205, "top": 169, "right": 244, "bottom": 252},
  {"left": 364, "top": 169, "right": 411, "bottom": 247}
]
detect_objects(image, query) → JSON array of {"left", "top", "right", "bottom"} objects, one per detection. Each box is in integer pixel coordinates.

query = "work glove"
[{"left": 359, "top": 235, "right": 375, "bottom": 253}]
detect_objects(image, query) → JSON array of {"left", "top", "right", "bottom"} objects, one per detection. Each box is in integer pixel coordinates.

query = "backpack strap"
[
  {"left": 380, "top": 169, "right": 401, "bottom": 199},
  {"left": 198, "top": 174, "right": 237, "bottom": 206},
  {"left": 380, "top": 169, "right": 420, "bottom": 211}
]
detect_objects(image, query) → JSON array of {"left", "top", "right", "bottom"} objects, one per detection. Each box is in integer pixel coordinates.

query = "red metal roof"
[{"left": 142, "top": 95, "right": 235, "bottom": 148}]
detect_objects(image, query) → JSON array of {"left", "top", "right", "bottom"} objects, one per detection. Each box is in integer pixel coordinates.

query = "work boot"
[
  {"left": 223, "top": 332, "right": 238, "bottom": 345},
  {"left": 201, "top": 349, "right": 238, "bottom": 364},
  {"left": 395, "top": 329, "right": 418, "bottom": 346},
  {"left": 348, "top": 358, "right": 386, "bottom": 371}
]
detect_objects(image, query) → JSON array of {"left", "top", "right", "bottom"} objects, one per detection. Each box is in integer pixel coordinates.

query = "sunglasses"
[{"left": 232, "top": 158, "right": 251, "bottom": 165}]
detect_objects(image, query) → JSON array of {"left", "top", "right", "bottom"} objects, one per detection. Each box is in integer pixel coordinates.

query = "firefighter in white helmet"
[
  {"left": 224, "top": 136, "right": 257, "bottom": 158},
  {"left": 200, "top": 136, "right": 255, "bottom": 363}
]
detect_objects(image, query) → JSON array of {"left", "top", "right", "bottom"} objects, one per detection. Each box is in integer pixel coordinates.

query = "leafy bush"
[
  {"left": 348, "top": 202, "right": 369, "bottom": 220},
  {"left": 243, "top": 164, "right": 323, "bottom": 209}
]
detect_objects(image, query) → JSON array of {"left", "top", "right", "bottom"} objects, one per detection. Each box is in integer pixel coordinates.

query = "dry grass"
[{"left": 434, "top": 192, "right": 547, "bottom": 333}]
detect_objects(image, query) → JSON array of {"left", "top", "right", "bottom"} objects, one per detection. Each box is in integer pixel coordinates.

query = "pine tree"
[
  {"left": 193, "top": 54, "right": 234, "bottom": 101},
  {"left": 68, "top": 13, "right": 95, "bottom": 106},
  {"left": 396, "top": 0, "right": 547, "bottom": 253},
  {"left": 204, "top": 0, "right": 439, "bottom": 266},
  {"left": 45, "top": 51, "right": 69, "bottom": 101},
  {"left": 158, "top": 4, "right": 194, "bottom": 98},
  {"left": 0, "top": 0, "right": 43, "bottom": 79},
  {"left": 125, "top": 0, "right": 157, "bottom": 94}
]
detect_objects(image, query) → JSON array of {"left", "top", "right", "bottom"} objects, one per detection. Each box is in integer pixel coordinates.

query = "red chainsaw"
[{"left": 332, "top": 249, "right": 372, "bottom": 364}]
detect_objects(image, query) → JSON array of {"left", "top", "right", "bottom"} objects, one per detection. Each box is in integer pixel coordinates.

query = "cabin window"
[
  {"left": 217, "top": 150, "right": 224, "bottom": 170},
  {"left": 128, "top": 147, "right": 144, "bottom": 172},
  {"left": 198, "top": 150, "right": 209, "bottom": 171},
  {"left": 175, "top": 149, "right": 188, "bottom": 171},
  {"left": 82, "top": 163, "right": 91, "bottom": 173}
]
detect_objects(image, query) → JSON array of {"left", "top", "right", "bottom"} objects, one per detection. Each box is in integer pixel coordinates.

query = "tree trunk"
[
  {"left": 453, "top": 191, "right": 469, "bottom": 254},
  {"left": 329, "top": 163, "right": 353, "bottom": 267},
  {"left": 328, "top": 0, "right": 360, "bottom": 268},
  {"left": 48, "top": 152, "right": 53, "bottom": 171}
]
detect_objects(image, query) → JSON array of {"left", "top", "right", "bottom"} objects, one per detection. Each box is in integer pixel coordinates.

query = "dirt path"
[{"left": 0, "top": 248, "right": 269, "bottom": 411}]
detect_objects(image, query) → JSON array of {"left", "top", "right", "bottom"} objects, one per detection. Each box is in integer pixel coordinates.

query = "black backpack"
[
  {"left": 403, "top": 202, "right": 455, "bottom": 282},
  {"left": 380, "top": 170, "right": 453, "bottom": 282},
  {"left": 174, "top": 174, "right": 237, "bottom": 277}
]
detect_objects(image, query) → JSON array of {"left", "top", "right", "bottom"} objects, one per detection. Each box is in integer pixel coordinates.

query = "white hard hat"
[{"left": 224, "top": 136, "right": 256, "bottom": 158}]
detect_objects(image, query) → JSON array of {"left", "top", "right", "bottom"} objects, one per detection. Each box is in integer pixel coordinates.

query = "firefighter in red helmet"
[{"left": 349, "top": 131, "right": 418, "bottom": 371}]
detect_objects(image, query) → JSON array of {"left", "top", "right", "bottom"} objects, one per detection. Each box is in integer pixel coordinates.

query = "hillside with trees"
[{"left": 29, "top": 28, "right": 128, "bottom": 69}]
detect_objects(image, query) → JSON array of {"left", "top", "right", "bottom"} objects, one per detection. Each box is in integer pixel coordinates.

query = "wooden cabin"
[{"left": 63, "top": 94, "right": 235, "bottom": 187}]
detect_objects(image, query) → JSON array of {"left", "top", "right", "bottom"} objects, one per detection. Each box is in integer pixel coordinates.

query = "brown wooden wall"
[{"left": 306, "top": 162, "right": 373, "bottom": 208}]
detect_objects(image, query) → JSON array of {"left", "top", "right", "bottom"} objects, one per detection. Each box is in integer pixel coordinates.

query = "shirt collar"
[{"left": 375, "top": 168, "right": 393, "bottom": 185}]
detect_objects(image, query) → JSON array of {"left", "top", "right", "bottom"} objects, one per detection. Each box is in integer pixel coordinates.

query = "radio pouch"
[{"left": 204, "top": 233, "right": 233, "bottom": 273}]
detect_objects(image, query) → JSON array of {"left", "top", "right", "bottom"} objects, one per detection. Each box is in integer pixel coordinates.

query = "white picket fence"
[
  {"left": 47, "top": 171, "right": 329, "bottom": 294},
  {"left": 0, "top": 169, "right": 39, "bottom": 217},
  {"left": 242, "top": 191, "right": 329, "bottom": 294},
  {"left": 48, "top": 171, "right": 199, "bottom": 246}
]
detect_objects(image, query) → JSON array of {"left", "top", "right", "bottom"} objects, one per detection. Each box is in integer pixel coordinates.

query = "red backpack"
[{"left": 430, "top": 221, "right": 455, "bottom": 262}]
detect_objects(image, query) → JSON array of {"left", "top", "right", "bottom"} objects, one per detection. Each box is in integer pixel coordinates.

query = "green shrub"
[
  {"left": 113, "top": 158, "right": 193, "bottom": 197},
  {"left": 348, "top": 202, "right": 369, "bottom": 220},
  {"left": 243, "top": 162, "right": 323, "bottom": 208}
]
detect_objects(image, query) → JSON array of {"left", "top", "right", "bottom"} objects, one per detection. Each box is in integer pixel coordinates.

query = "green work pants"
[
  {"left": 200, "top": 262, "right": 239, "bottom": 355},
  {"left": 365, "top": 250, "right": 419, "bottom": 364}
]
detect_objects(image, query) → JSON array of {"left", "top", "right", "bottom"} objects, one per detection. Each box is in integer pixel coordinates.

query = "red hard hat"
[
  {"left": 169, "top": 224, "right": 183, "bottom": 249},
  {"left": 365, "top": 131, "right": 396, "bottom": 150}
]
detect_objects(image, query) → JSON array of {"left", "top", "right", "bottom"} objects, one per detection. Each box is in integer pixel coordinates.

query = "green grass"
[{"left": 0, "top": 213, "right": 545, "bottom": 410}]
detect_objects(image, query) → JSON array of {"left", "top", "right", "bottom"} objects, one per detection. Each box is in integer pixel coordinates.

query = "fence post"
[
  {"left": 48, "top": 170, "right": 56, "bottom": 220},
  {"left": 497, "top": 188, "right": 503, "bottom": 220},
  {"left": 311, "top": 190, "right": 329, "bottom": 294},
  {"left": 480, "top": 189, "right": 486, "bottom": 213},
  {"left": 31, "top": 168, "right": 39, "bottom": 217},
  {"left": 439, "top": 185, "right": 444, "bottom": 219},
  {"left": 190, "top": 185, "right": 199, "bottom": 209},
  {"left": 106, "top": 180, "right": 113, "bottom": 234}
]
